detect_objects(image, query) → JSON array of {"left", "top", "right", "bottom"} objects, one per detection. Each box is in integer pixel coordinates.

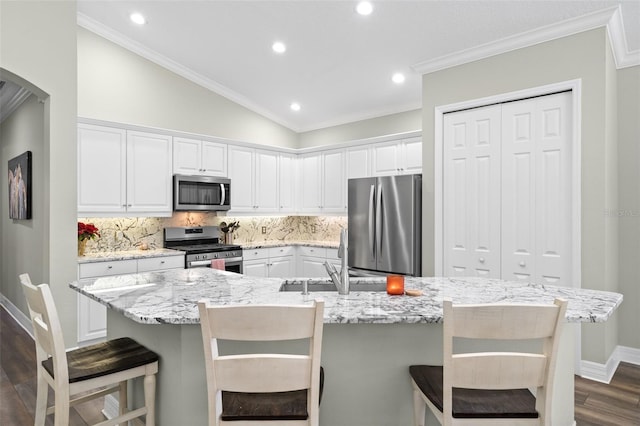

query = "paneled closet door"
[
  {"left": 443, "top": 105, "right": 502, "bottom": 277},
  {"left": 501, "top": 92, "right": 572, "bottom": 285}
]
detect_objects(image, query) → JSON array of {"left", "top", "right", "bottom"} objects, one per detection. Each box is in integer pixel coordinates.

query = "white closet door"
[
  {"left": 501, "top": 92, "right": 572, "bottom": 285},
  {"left": 443, "top": 105, "right": 502, "bottom": 277}
]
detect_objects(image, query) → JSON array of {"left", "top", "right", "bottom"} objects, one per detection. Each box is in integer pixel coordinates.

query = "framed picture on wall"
[{"left": 8, "top": 151, "right": 32, "bottom": 220}]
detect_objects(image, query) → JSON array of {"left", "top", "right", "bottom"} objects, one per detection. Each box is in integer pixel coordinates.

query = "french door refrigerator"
[{"left": 348, "top": 174, "right": 422, "bottom": 276}]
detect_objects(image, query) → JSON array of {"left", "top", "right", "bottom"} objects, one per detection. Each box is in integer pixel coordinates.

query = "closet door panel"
[
  {"left": 534, "top": 92, "right": 572, "bottom": 285},
  {"left": 444, "top": 105, "right": 501, "bottom": 278}
]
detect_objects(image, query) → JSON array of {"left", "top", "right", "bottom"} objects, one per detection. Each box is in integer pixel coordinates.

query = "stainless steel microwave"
[{"left": 173, "top": 175, "right": 231, "bottom": 211}]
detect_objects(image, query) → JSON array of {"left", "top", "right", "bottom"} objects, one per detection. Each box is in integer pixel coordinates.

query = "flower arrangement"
[{"left": 78, "top": 222, "right": 100, "bottom": 241}]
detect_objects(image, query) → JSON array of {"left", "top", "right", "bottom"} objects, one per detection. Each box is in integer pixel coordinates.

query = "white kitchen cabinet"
[
  {"left": 228, "top": 147, "right": 279, "bottom": 213},
  {"left": 297, "top": 246, "right": 328, "bottom": 278},
  {"left": 242, "top": 246, "right": 294, "bottom": 278},
  {"left": 126, "top": 130, "right": 173, "bottom": 214},
  {"left": 78, "top": 124, "right": 127, "bottom": 214},
  {"left": 371, "top": 137, "right": 422, "bottom": 176},
  {"left": 278, "top": 153, "right": 296, "bottom": 212},
  {"left": 173, "top": 136, "right": 227, "bottom": 177},
  {"left": 298, "top": 149, "right": 345, "bottom": 214},
  {"left": 76, "top": 254, "right": 184, "bottom": 344},
  {"left": 346, "top": 146, "right": 371, "bottom": 179},
  {"left": 77, "top": 124, "right": 173, "bottom": 216}
]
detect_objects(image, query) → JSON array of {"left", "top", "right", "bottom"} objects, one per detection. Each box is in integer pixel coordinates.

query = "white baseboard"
[
  {"left": 580, "top": 345, "right": 640, "bottom": 383},
  {"left": 0, "top": 293, "right": 33, "bottom": 337}
]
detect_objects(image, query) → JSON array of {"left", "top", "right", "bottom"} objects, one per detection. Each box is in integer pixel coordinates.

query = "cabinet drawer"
[
  {"left": 268, "top": 246, "right": 294, "bottom": 258},
  {"left": 298, "top": 246, "right": 326, "bottom": 258},
  {"left": 326, "top": 248, "right": 339, "bottom": 260},
  {"left": 243, "top": 248, "right": 269, "bottom": 261},
  {"left": 79, "top": 259, "right": 137, "bottom": 278},
  {"left": 137, "top": 255, "right": 185, "bottom": 272}
]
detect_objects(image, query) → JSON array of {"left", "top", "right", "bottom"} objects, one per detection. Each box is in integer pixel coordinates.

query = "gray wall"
[
  {"left": 78, "top": 28, "right": 298, "bottom": 149},
  {"left": 298, "top": 109, "right": 422, "bottom": 148},
  {"left": 1, "top": 0, "right": 78, "bottom": 346},
  {"left": 0, "top": 95, "right": 45, "bottom": 315},
  {"left": 421, "top": 28, "right": 623, "bottom": 364},
  {"left": 617, "top": 65, "right": 640, "bottom": 350}
]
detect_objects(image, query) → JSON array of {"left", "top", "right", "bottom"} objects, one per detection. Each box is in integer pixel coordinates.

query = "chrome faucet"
[{"left": 324, "top": 228, "right": 349, "bottom": 294}]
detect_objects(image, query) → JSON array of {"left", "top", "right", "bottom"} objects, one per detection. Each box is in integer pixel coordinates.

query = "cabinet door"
[
  {"left": 126, "top": 131, "right": 173, "bottom": 215},
  {"left": 173, "top": 137, "right": 202, "bottom": 175},
  {"left": 300, "top": 256, "right": 327, "bottom": 278},
  {"left": 268, "top": 256, "right": 295, "bottom": 278},
  {"left": 322, "top": 150, "right": 345, "bottom": 213},
  {"left": 255, "top": 150, "right": 279, "bottom": 212},
  {"left": 346, "top": 146, "right": 370, "bottom": 179},
  {"left": 77, "top": 296, "right": 108, "bottom": 344},
  {"left": 299, "top": 154, "right": 322, "bottom": 212},
  {"left": 201, "top": 141, "right": 227, "bottom": 177},
  {"left": 228, "top": 146, "right": 255, "bottom": 211},
  {"left": 137, "top": 255, "right": 185, "bottom": 272},
  {"left": 243, "top": 259, "right": 268, "bottom": 277},
  {"left": 402, "top": 137, "right": 422, "bottom": 174},
  {"left": 372, "top": 141, "right": 401, "bottom": 176},
  {"left": 78, "top": 124, "right": 127, "bottom": 214},
  {"left": 279, "top": 153, "right": 296, "bottom": 212}
]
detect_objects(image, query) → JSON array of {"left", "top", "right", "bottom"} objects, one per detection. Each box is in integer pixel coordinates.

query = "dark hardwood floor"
[{"left": 2, "top": 304, "right": 639, "bottom": 425}]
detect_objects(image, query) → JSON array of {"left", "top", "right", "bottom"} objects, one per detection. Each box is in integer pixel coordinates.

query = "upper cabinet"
[
  {"left": 228, "top": 146, "right": 280, "bottom": 213},
  {"left": 371, "top": 137, "right": 422, "bottom": 176},
  {"left": 78, "top": 124, "right": 172, "bottom": 216},
  {"left": 173, "top": 137, "right": 227, "bottom": 177},
  {"left": 298, "top": 149, "right": 345, "bottom": 214}
]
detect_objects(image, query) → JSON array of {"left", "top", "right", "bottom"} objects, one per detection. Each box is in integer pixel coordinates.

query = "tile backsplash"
[{"left": 78, "top": 213, "right": 346, "bottom": 254}]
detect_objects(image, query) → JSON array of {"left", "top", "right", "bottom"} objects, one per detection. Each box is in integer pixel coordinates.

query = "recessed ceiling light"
[
  {"left": 272, "top": 41, "right": 287, "bottom": 54},
  {"left": 392, "top": 73, "right": 406, "bottom": 84},
  {"left": 290, "top": 102, "right": 301, "bottom": 112},
  {"left": 356, "top": 1, "right": 373, "bottom": 16},
  {"left": 130, "top": 12, "right": 146, "bottom": 25}
]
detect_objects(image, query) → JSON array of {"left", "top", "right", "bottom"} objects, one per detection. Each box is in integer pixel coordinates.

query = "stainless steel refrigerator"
[{"left": 348, "top": 174, "right": 422, "bottom": 276}]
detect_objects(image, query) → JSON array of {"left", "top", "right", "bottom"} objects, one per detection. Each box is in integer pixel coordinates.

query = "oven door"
[{"left": 187, "top": 256, "right": 243, "bottom": 274}]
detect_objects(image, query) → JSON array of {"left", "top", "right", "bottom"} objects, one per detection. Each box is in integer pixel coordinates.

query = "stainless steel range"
[{"left": 163, "top": 226, "right": 243, "bottom": 273}]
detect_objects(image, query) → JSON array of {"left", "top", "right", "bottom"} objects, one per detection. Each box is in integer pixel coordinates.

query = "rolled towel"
[{"left": 210, "top": 259, "right": 226, "bottom": 270}]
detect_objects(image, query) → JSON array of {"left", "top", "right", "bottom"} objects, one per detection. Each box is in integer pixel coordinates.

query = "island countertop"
[{"left": 69, "top": 268, "right": 622, "bottom": 325}]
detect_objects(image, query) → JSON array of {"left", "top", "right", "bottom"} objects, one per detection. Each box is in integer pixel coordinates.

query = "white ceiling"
[{"left": 78, "top": 0, "right": 640, "bottom": 133}]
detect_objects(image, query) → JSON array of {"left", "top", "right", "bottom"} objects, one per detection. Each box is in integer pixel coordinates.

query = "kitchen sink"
[{"left": 279, "top": 278, "right": 387, "bottom": 292}]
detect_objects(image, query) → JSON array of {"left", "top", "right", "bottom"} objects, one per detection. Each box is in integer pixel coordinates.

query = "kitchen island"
[{"left": 70, "top": 269, "right": 622, "bottom": 426}]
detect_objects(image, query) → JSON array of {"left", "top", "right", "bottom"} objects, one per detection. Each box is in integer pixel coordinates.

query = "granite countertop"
[
  {"left": 70, "top": 268, "right": 622, "bottom": 326},
  {"left": 241, "top": 240, "right": 339, "bottom": 249},
  {"left": 77, "top": 248, "right": 184, "bottom": 264}
]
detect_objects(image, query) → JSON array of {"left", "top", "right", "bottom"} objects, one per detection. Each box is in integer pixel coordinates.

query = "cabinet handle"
[
  {"left": 479, "top": 257, "right": 485, "bottom": 263},
  {"left": 160, "top": 260, "right": 165, "bottom": 264},
  {"left": 519, "top": 261, "right": 526, "bottom": 267},
  {"left": 127, "top": 204, "right": 132, "bottom": 207},
  {"left": 107, "top": 265, "right": 113, "bottom": 269}
]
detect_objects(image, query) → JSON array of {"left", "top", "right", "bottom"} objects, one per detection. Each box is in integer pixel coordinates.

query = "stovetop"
[{"left": 169, "top": 243, "right": 242, "bottom": 254}]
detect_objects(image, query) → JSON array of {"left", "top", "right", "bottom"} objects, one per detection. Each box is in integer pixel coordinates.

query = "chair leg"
[
  {"left": 118, "top": 380, "right": 128, "bottom": 425},
  {"left": 412, "top": 388, "right": 426, "bottom": 426},
  {"left": 144, "top": 373, "right": 156, "bottom": 426},
  {"left": 53, "top": 388, "right": 70, "bottom": 426},
  {"left": 34, "top": 370, "right": 48, "bottom": 426}
]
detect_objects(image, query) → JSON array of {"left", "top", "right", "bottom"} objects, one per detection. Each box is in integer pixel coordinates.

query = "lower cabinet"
[
  {"left": 297, "top": 246, "right": 342, "bottom": 277},
  {"left": 77, "top": 254, "right": 184, "bottom": 345},
  {"left": 243, "top": 246, "right": 295, "bottom": 278}
]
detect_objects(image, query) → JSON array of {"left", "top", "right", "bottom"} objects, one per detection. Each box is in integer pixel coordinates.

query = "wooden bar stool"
[
  {"left": 20, "top": 273, "right": 159, "bottom": 426},
  {"left": 198, "top": 299, "right": 325, "bottom": 426},
  {"left": 409, "top": 297, "right": 567, "bottom": 426}
]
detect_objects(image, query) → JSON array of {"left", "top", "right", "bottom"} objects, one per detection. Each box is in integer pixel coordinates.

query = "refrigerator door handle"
[
  {"left": 369, "top": 184, "right": 376, "bottom": 259},
  {"left": 376, "top": 183, "right": 383, "bottom": 258}
]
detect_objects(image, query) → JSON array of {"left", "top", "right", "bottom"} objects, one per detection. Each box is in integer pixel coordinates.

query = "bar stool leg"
[
  {"left": 34, "top": 370, "right": 47, "bottom": 426},
  {"left": 144, "top": 372, "right": 156, "bottom": 426},
  {"left": 118, "top": 380, "right": 127, "bottom": 425},
  {"left": 412, "top": 388, "right": 425, "bottom": 426}
]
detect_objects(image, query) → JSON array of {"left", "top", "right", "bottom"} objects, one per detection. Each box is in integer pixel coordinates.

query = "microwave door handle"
[{"left": 220, "top": 183, "right": 226, "bottom": 206}]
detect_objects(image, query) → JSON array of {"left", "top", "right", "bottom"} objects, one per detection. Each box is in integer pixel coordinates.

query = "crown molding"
[
  {"left": 412, "top": 6, "right": 639, "bottom": 75},
  {"left": 77, "top": 13, "right": 299, "bottom": 132}
]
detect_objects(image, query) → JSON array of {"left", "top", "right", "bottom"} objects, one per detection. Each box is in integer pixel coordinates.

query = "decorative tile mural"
[{"left": 78, "top": 213, "right": 347, "bottom": 254}]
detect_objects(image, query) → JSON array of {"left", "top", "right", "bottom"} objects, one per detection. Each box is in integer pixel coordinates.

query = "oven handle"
[{"left": 188, "top": 257, "right": 243, "bottom": 268}]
